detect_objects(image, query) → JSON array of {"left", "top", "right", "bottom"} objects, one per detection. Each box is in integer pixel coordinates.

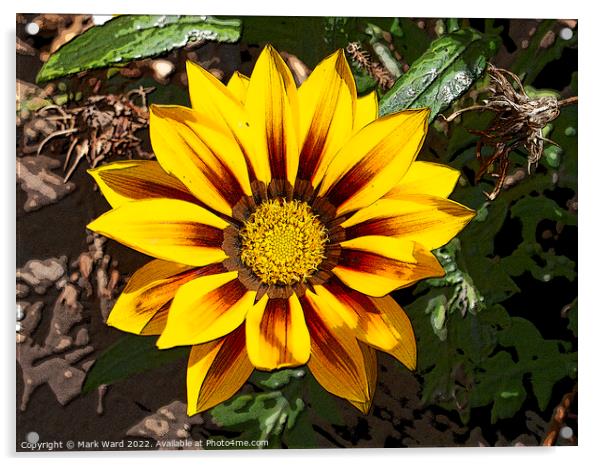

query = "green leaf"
[
  {"left": 500, "top": 196, "right": 577, "bottom": 282},
  {"left": 241, "top": 17, "right": 334, "bottom": 69},
  {"left": 251, "top": 368, "right": 306, "bottom": 390},
  {"left": 365, "top": 23, "right": 402, "bottom": 78},
  {"left": 409, "top": 297, "right": 576, "bottom": 423},
  {"left": 389, "top": 18, "right": 431, "bottom": 65},
  {"left": 378, "top": 28, "right": 499, "bottom": 120},
  {"left": 496, "top": 317, "right": 577, "bottom": 413},
  {"left": 209, "top": 392, "right": 304, "bottom": 448},
  {"left": 471, "top": 352, "right": 527, "bottom": 422},
  {"left": 36, "top": 15, "right": 241, "bottom": 83},
  {"left": 208, "top": 368, "right": 308, "bottom": 448},
  {"left": 82, "top": 334, "right": 188, "bottom": 394}
]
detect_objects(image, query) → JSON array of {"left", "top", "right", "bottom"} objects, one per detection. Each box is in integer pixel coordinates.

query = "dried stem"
[
  {"left": 36, "top": 128, "right": 78, "bottom": 155},
  {"left": 441, "top": 64, "right": 578, "bottom": 199},
  {"left": 559, "top": 96, "right": 578, "bottom": 107},
  {"left": 346, "top": 42, "right": 396, "bottom": 90},
  {"left": 35, "top": 87, "right": 155, "bottom": 180},
  {"left": 542, "top": 384, "right": 577, "bottom": 446}
]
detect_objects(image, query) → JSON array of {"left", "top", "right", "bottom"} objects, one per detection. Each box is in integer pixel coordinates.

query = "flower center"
[{"left": 239, "top": 199, "right": 328, "bottom": 286}]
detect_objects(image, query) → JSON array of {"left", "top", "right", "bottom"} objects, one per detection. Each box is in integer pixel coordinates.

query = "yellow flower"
[{"left": 87, "top": 45, "right": 475, "bottom": 415}]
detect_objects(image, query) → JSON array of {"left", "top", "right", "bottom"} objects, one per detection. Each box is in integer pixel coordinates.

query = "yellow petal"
[
  {"left": 348, "top": 343, "right": 377, "bottom": 414},
  {"left": 87, "top": 198, "right": 228, "bottom": 267},
  {"left": 384, "top": 161, "right": 461, "bottom": 199},
  {"left": 333, "top": 241, "right": 445, "bottom": 297},
  {"left": 227, "top": 71, "right": 250, "bottom": 104},
  {"left": 318, "top": 279, "right": 400, "bottom": 351},
  {"left": 89, "top": 160, "right": 197, "bottom": 209},
  {"left": 312, "top": 284, "right": 359, "bottom": 329},
  {"left": 157, "top": 271, "right": 255, "bottom": 348},
  {"left": 354, "top": 91, "right": 378, "bottom": 132},
  {"left": 320, "top": 280, "right": 416, "bottom": 370},
  {"left": 301, "top": 291, "right": 370, "bottom": 403},
  {"left": 341, "top": 195, "right": 476, "bottom": 250},
  {"left": 186, "top": 60, "right": 268, "bottom": 183},
  {"left": 339, "top": 235, "right": 417, "bottom": 262},
  {"left": 187, "top": 325, "right": 253, "bottom": 414},
  {"left": 245, "top": 45, "right": 299, "bottom": 187},
  {"left": 297, "top": 49, "right": 356, "bottom": 187},
  {"left": 139, "top": 309, "right": 168, "bottom": 335},
  {"left": 318, "top": 108, "right": 430, "bottom": 216},
  {"left": 369, "top": 295, "right": 416, "bottom": 370},
  {"left": 107, "top": 260, "right": 223, "bottom": 334},
  {"left": 149, "top": 105, "right": 252, "bottom": 216},
  {"left": 245, "top": 294, "right": 310, "bottom": 370}
]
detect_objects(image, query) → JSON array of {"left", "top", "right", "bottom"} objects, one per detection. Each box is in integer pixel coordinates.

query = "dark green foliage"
[
  {"left": 207, "top": 369, "right": 307, "bottom": 448},
  {"left": 82, "top": 335, "right": 188, "bottom": 394},
  {"left": 512, "top": 20, "right": 578, "bottom": 86}
]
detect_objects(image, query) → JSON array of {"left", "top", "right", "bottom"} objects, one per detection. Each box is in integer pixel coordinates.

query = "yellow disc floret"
[{"left": 239, "top": 199, "right": 328, "bottom": 285}]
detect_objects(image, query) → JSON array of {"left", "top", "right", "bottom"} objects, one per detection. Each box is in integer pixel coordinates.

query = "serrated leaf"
[
  {"left": 82, "top": 334, "right": 188, "bottom": 394},
  {"left": 379, "top": 28, "right": 499, "bottom": 120},
  {"left": 471, "top": 352, "right": 527, "bottom": 422},
  {"left": 37, "top": 15, "right": 241, "bottom": 83},
  {"left": 209, "top": 391, "right": 304, "bottom": 448},
  {"left": 496, "top": 317, "right": 577, "bottom": 413},
  {"left": 251, "top": 368, "right": 306, "bottom": 390},
  {"left": 499, "top": 196, "right": 577, "bottom": 282}
]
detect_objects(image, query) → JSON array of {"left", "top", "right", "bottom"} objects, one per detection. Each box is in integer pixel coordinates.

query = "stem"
[
  {"left": 558, "top": 96, "right": 578, "bottom": 107},
  {"left": 542, "top": 384, "right": 577, "bottom": 446},
  {"left": 440, "top": 105, "right": 488, "bottom": 123}
]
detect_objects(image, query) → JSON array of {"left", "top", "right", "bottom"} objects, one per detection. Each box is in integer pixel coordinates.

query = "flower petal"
[
  {"left": 150, "top": 105, "right": 252, "bottom": 216},
  {"left": 341, "top": 195, "right": 476, "bottom": 250},
  {"left": 245, "top": 45, "right": 299, "bottom": 187},
  {"left": 348, "top": 343, "right": 377, "bottom": 414},
  {"left": 186, "top": 60, "right": 268, "bottom": 183},
  {"left": 186, "top": 325, "right": 253, "bottom": 414},
  {"left": 369, "top": 295, "right": 416, "bottom": 370},
  {"left": 318, "top": 108, "right": 430, "bottom": 216},
  {"left": 317, "top": 279, "right": 398, "bottom": 351},
  {"left": 354, "top": 91, "right": 378, "bottom": 132},
  {"left": 245, "top": 294, "right": 310, "bottom": 370},
  {"left": 87, "top": 198, "right": 228, "bottom": 267},
  {"left": 139, "top": 309, "right": 168, "bottom": 335},
  {"left": 301, "top": 291, "right": 371, "bottom": 404},
  {"left": 107, "top": 260, "right": 225, "bottom": 335},
  {"left": 227, "top": 71, "right": 250, "bottom": 104},
  {"left": 333, "top": 240, "right": 445, "bottom": 297},
  {"left": 89, "top": 160, "right": 197, "bottom": 209},
  {"left": 319, "top": 280, "right": 416, "bottom": 370},
  {"left": 296, "top": 49, "right": 356, "bottom": 187},
  {"left": 157, "top": 271, "right": 255, "bottom": 348},
  {"left": 384, "top": 161, "right": 461, "bottom": 199}
]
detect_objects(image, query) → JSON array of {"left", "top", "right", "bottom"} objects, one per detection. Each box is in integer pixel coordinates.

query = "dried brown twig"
[
  {"left": 35, "top": 86, "right": 154, "bottom": 182},
  {"left": 346, "top": 42, "right": 396, "bottom": 90},
  {"left": 542, "top": 384, "right": 577, "bottom": 446},
  {"left": 442, "top": 65, "right": 578, "bottom": 200}
]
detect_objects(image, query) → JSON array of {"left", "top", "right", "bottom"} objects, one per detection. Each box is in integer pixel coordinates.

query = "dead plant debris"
[
  {"left": 442, "top": 65, "right": 578, "bottom": 200},
  {"left": 35, "top": 86, "right": 155, "bottom": 182},
  {"left": 346, "top": 41, "right": 396, "bottom": 90}
]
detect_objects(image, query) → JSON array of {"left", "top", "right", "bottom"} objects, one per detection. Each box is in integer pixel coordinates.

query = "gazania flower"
[{"left": 87, "top": 45, "right": 475, "bottom": 415}]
